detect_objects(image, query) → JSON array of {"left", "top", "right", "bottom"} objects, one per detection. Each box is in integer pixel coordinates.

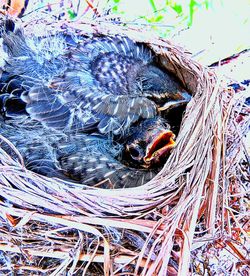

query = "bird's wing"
[
  {"left": 0, "top": 115, "right": 156, "bottom": 188},
  {"left": 0, "top": 121, "right": 65, "bottom": 178},
  {"left": 0, "top": 19, "right": 157, "bottom": 134},
  {"left": 88, "top": 94, "right": 157, "bottom": 135},
  {"left": 72, "top": 35, "right": 153, "bottom": 62},
  {"left": 0, "top": 73, "right": 157, "bottom": 133},
  {"left": 52, "top": 35, "right": 152, "bottom": 91},
  {"left": 59, "top": 150, "right": 156, "bottom": 188},
  {"left": 23, "top": 85, "right": 73, "bottom": 130},
  {"left": 56, "top": 135, "right": 156, "bottom": 188}
]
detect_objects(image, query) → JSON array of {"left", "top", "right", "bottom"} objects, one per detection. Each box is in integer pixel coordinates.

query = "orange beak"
[{"left": 143, "top": 130, "right": 176, "bottom": 165}]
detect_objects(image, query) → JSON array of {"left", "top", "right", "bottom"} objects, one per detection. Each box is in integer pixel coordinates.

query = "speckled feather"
[
  {"left": 0, "top": 120, "right": 157, "bottom": 188},
  {"left": 0, "top": 19, "right": 186, "bottom": 135}
]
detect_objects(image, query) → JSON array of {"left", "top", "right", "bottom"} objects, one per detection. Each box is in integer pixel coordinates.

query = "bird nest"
[{"left": 0, "top": 19, "right": 249, "bottom": 275}]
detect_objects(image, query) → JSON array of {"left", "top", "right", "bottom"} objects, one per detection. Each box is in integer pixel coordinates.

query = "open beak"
[{"left": 143, "top": 130, "right": 176, "bottom": 166}]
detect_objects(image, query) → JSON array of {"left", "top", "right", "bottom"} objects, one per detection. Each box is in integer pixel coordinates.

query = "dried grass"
[{"left": 0, "top": 18, "right": 249, "bottom": 275}]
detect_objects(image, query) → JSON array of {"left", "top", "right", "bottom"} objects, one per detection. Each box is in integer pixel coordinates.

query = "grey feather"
[
  {"left": 0, "top": 19, "right": 189, "bottom": 135},
  {"left": 0, "top": 120, "right": 158, "bottom": 188}
]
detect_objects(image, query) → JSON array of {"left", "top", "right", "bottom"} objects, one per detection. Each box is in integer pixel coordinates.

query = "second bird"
[{"left": 0, "top": 116, "right": 175, "bottom": 188}]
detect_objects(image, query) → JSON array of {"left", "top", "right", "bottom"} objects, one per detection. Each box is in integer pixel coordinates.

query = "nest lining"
[{"left": 0, "top": 18, "right": 248, "bottom": 275}]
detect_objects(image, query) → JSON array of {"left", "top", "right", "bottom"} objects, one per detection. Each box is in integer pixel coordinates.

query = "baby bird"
[
  {"left": 0, "top": 117, "right": 175, "bottom": 188},
  {"left": 0, "top": 18, "right": 190, "bottom": 136}
]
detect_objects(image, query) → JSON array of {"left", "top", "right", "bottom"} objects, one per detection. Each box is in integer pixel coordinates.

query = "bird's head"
[
  {"left": 137, "top": 65, "right": 191, "bottom": 104},
  {"left": 123, "top": 117, "right": 175, "bottom": 168}
]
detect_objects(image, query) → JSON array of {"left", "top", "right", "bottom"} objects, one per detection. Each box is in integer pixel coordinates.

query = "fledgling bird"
[
  {"left": 0, "top": 117, "right": 175, "bottom": 188},
  {"left": 0, "top": 18, "right": 190, "bottom": 136}
]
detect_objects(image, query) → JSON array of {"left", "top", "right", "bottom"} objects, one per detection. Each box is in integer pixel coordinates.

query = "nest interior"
[{"left": 0, "top": 19, "right": 248, "bottom": 275}]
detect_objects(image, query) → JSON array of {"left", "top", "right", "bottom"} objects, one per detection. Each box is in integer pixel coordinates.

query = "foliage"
[{"left": 108, "top": 0, "right": 212, "bottom": 37}]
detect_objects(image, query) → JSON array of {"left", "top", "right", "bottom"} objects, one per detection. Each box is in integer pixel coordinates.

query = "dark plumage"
[
  {"left": 0, "top": 117, "right": 174, "bottom": 188},
  {"left": 0, "top": 18, "right": 190, "bottom": 136},
  {"left": 0, "top": 18, "right": 184, "bottom": 188}
]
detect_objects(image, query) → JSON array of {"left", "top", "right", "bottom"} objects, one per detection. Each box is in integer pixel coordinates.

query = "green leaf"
[
  {"left": 67, "top": 9, "right": 77, "bottom": 20},
  {"left": 188, "top": 0, "right": 198, "bottom": 26},
  {"left": 149, "top": 0, "right": 158, "bottom": 13},
  {"left": 112, "top": 5, "right": 118, "bottom": 12},
  {"left": 172, "top": 3, "right": 183, "bottom": 15},
  {"left": 155, "top": 15, "right": 164, "bottom": 22},
  {"left": 204, "top": 0, "right": 210, "bottom": 9}
]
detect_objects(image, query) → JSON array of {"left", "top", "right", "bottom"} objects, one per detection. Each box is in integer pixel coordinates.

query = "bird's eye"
[
  {"left": 129, "top": 147, "right": 140, "bottom": 158},
  {"left": 126, "top": 144, "right": 143, "bottom": 162}
]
